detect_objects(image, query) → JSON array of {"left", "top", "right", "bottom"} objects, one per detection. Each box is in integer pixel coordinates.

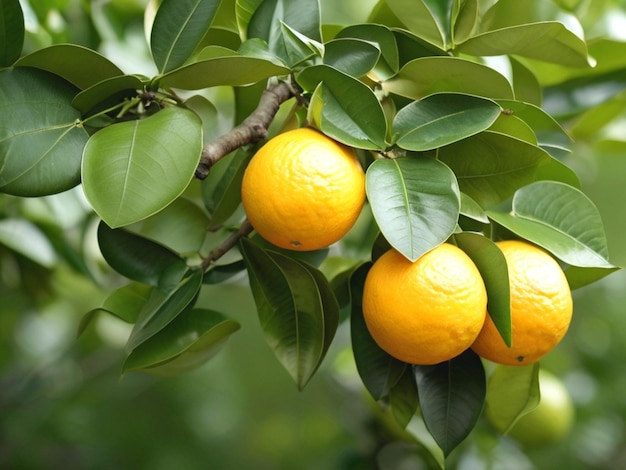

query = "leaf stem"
[
  {"left": 194, "top": 80, "right": 297, "bottom": 179},
  {"left": 201, "top": 219, "right": 254, "bottom": 270}
]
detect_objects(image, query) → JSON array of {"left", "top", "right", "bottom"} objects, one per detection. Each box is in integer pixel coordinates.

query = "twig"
[
  {"left": 194, "top": 80, "right": 296, "bottom": 179},
  {"left": 201, "top": 219, "right": 254, "bottom": 270}
]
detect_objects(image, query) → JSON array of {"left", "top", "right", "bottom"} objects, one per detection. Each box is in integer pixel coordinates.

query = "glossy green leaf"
[
  {"left": 488, "top": 113, "right": 538, "bottom": 144},
  {"left": 247, "top": 0, "right": 321, "bottom": 48},
  {"left": 123, "top": 308, "right": 240, "bottom": 375},
  {"left": 386, "top": 0, "right": 444, "bottom": 47},
  {"left": 0, "top": 0, "right": 24, "bottom": 67},
  {"left": 457, "top": 23, "right": 591, "bottom": 67},
  {"left": 201, "top": 148, "right": 251, "bottom": 229},
  {"left": 383, "top": 57, "right": 514, "bottom": 100},
  {"left": 0, "top": 68, "right": 88, "bottom": 196},
  {"left": 16, "top": 44, "right": 123, "bottom": 89},
  {"left": 485, "top": 363, "right": 540, "bottom": 434},
  {"left": 453, "top": 0, "right": 478, "bottom": 44},
  {"left": 487, "top": 181, "right": 619, "bottom": 288},
  {"left": 392, "top": 93, "right": 501, "bottom": 151},
  {"left": 251, "top": 235, "right": 329, "bottom": 268},
  {"left": 297, "top": 64, "right": 387, "bottom": 149},
  {"left": 82, "top": 106, "right": 203, "bottom": 227},
  {"left": 323, "top": 38, "right": 380, "bottom": 78},
  {"left": 97, "top": 221, "right": 188, "bottom": 287},
  {"left": 203, "top": 260, "right": 247, "bottom": 284},
  {"left": 336, "top": 24, "right": 399, "bottom": 80},
  {"left": 130, "top": 198, "right": 210, "bottom": 255},
  {"left": 240, "top": 238, "right": 339, "bottom": 390},
  {"left": 150, "top": 0, "right": 222, "bottom": 73},
  {"left": 389, "top": 367, "right": 419, "bottom": 429},
  {"left": 349, "top": 263, "right": 407, "bottom": 400},
  {"left": 126, "top": 268, "right": 204, "bottom": 353},
  {"left": 235, "top": 0, "right": 263, "bottom": 40},
  {"left": 366, "top": 157, "right": 460, "bottom": 262},
  {"left": 0, "top": 218, "right": 57, "bottom": 268},
  {"left": 275, "top": 22, "right": 324, "bottom": 67},
  {"left": 438, "top": 131, "right": 550, "bottom": 209},
  {"left": 414, "top": 349, "right": 486, "bottom": 457},
  {"left": 159, "top": 54, "right": 289, "bottom": 89},
  {"left": 460, "top": 192, "right": 488, "bottom": 224},
  {"left": 453, "top": 232, "right": 511, "bottom": 347},
  {"left": 72, "top": 75, "right": 145, "bottom": 115}
]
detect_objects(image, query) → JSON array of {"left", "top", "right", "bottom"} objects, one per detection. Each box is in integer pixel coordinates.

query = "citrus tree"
[{"left": 1, "top": 0, "right": 624, "bottom": 466}]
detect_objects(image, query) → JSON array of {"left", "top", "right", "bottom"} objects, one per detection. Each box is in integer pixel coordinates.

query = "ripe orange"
[
  {"left": 241, "top": 127, "right": 365, "bottom": 251},
  {"left": 471, "top": 240, "right": 573, "bottom": 366},
  {"left": 362, "top": 244, "right": 487, "bottom": 365}
]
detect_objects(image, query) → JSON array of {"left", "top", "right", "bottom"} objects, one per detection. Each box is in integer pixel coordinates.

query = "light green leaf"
[
  {"left": 16, "top": 44, "right": 123, "bottom": 89},
  {"left": 392, "top": 93, "right": 501, "bottom": 151},
  {"left": 0, "top": 0, "right": 24, "bottom": 67},
  {"left": 383, "top": 57, "right": 514, "bottom": 100},
  {"left": 366, "top": 157, "right": 460, "bottom": 262},
  {"left": 82, "top": 107, "right": 203, "bottom": 228},
  {"left": 0, "top": 218, "right": 57, "bottom": 268},
  {"left": 0, "top": 68, "right": 88, "bottom": 196},
  {"left": 453, "top": 0, "right": 479, "bottom": 44},
  {"left": 297, "top": 64, "right": 387, "bottom": 149},
  {"left": 386, "top": 0, "right": 444, "bottom": 47},
  {"left": 151, "top": 0, "right": 222, "bottom": 73}
]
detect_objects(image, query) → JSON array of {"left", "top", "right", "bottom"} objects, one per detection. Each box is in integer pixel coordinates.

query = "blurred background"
[{"left": 1, "top": 1, "right": 626, "bottom": 469}]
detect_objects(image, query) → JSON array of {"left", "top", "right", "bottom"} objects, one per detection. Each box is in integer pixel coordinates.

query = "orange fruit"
[
  {"left": 362, "top": 244, "right": 487, "bottom": 365},
  {"left": 241, "top": 127, "right": 365, "bottom": 251},
  {"left": 471, "top": 240, "right": 573, "bottom": 366}
]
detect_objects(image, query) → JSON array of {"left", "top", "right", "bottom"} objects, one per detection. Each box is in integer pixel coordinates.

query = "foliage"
[{"left": 1, "top": 0, "right": 625, "bottom": 466}]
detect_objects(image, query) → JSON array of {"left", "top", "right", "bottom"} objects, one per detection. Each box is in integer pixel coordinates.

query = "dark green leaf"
[
  {"left": 389, "top": 367, "right": 419, "bottom": 429},
  {"left": 453, "top": 232, "right": 511, "bottom": 347},
  {"left": 438, "top": 131, "right": 550, "bottom": 208},
  {"left": 336, "top": 24, "right": 399, "bottom": 80},
  {"left": 366, "top": 157, "right": 460, "bottom": 262},
  {"left": 240, "top": 238, "right": 339, "bottom": 389},
  {"left": 0, "top": 68, "right": 88, "bottom": 196},
  {"left": 350, "top": 263, "right": 407, "bottom": 400},
  {"left": 323, "top": 38, "right": 380, "bottom": 77},
  {"left": 414, "top": 349, "right": 486, "bottom": 457},
  {"left": 203, "top": 259, "right": 246, "bottom": 284},
  {"left": 126, "top": 268, "right": 204, "bottom": 352},
  {"left": 82, "top": 106, "right": 203, "bottom": 227},
  {"left": 392, "top": 93, "right": 501, "bottom": 151},
  {"left": 72, "top": 75, "right": 145, "bottom": 115},
  {"left": 123, "top": 308, "right": 240, "bottom": 375},
  {"left": 97, "top": 221, "right": 188, "bottom": 287},
  {"left": 151, "top": 0, "right": 222, "bottom": 73},
  {"left": 297, "top": 64, "right": 388, "bottom": 149},
  {"left": 250, "top": 235, "right": 329, "bottom": 268},
  {"left": 0, "top": 0, "right": 24, "bottom": 67},
  {"left": 16, "top": 44, "right": 123, "bottom": 89},
  {"left": 383, "top": 57, "right": 514, "bottom": 100},
  {"left": 485, "top": 363, "right": 540, "bottom": 434}
]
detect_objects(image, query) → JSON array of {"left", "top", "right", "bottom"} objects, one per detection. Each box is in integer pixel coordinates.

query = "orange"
[
  {"left": 241, "top": 127, "right": 365, "bottom": 251},
  {"left": 362, "top": 244, "right": 487, "bottom": 365},
  {"left": 471, "top": 240, "right": 573, "bottom": 366}
]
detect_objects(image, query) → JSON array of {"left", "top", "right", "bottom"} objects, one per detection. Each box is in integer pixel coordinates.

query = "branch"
[
  {"left": 201, "top": 219, "right": 253, "bottom": 270},
  {"left": 195, "top": 80, "right": 296, "bottom": 179}
]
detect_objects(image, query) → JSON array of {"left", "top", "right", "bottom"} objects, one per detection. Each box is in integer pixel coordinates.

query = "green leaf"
[
  {"left": 414, "top": 349, "right": 486, "bottom": 457},
  {"left": 297, "top": 64, "right": 387, "bottom": 149},
  {"left": 0, "top": 218, "right": 57, "bottom": 268},
  {"left": 82, "top": 106, "right": 203, "bottom": 227},
  {"left": 453, "top": 0, "right": 479, "bottom": 44},
  {"left": 0, "top": 68, "right": 89, "bottom": 196},
  {"left": 392, "top": 93, "right": 501, "bottom": 151},
  {"left": 72, "top": 75, "right": 145, "bottom": 115},
  {"left": 335, "top": 24, "right": 399, "bottom": 80},
  {"left": 349, "top": 263, "right": 407, "bottom": 400},
  {"left": 274, "top": 22, "right": 323, "bottom": 67},
  {"left": 510, "top": 57, "right": 542, "bottom": 106},
  {"left": 151, "top": 0, "right": 222, "bottom": 73},
  {"left": 438, "top": 131, "right": 550, "bottom": 209},
  {"left": 159, "top": 53, "right": 289, "bottom": 89},
  {"left": 453, "top": 232, "right": 511, "bottom": 347},
  {"left": 97, "top": 221, "right": 188, "bottom": 288},
  {"left": 126, "top": 268, "right": 204, "bottom": 352},
  {"left": 487, "top": 181, "right": 619, "bottom": 288},
  {"left": 0, "top": 0, "right": 24, "bottom": 67},
  {"left": 389, "top": 367, "right": 419, "bottom": 429},
  {"left": 457, "top": 23, "right": 591, "bottom": 68},
  {"left": 16, "top": 44, "right": 123, "bottom": 89},
  {"left": 366, "top": 157, "right": 460, "bottom": 262},
  {"left": 123, "top": 308, "right": 240, "bottom": 376},
  {"left": 323, "top": 38, "right": 380, "bottom": 78},
  {"left": 386, "top": 0, "right": 444, "bottom": 47},
  {"left": 240, "top": 238, "right": 339, "bottom": 389},
  {"left": 383, "top": 57, "right": 514, "bottom": 100},
  {"left": 485, "top": 363, "right": 540, "bottom": 434},
  {"left": 203, "top": 259, "right": 246, "bottom": 284},
  {"left": 201, "top": 148, "right": 251, "bottom": 229}
]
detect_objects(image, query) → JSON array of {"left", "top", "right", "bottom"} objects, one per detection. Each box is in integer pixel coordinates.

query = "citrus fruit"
[
  {"left": 506, "top": 370, "right": 575, "bottom": 447},
  {"left": 471, "top": 240, "right": 573, "bottom": 366},
  {"left": 362, "top": 244, "right": 487, "bottom": 365},
  {"left": 241, "top": 127, "right": 365, "bottom": 251}
]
